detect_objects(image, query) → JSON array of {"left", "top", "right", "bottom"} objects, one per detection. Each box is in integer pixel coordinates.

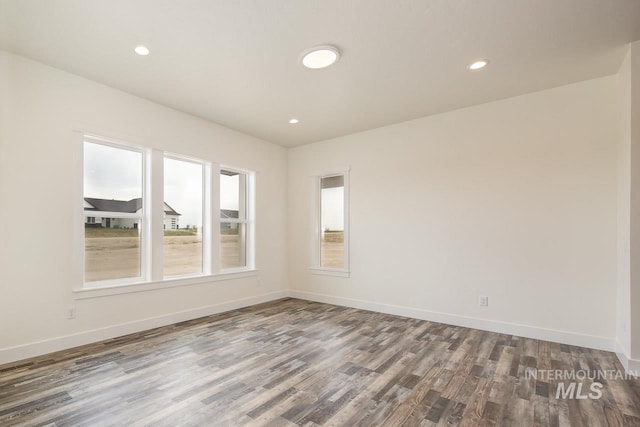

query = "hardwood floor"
[{"left": 1, "top": 298, "right": 639, "bottom": 426}]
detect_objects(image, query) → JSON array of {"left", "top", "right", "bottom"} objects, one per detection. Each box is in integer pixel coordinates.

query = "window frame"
[
  {"left": 76, "top": 133, "right": 257, "bottom": 297},
  {"left": 310, "top": 170, "right": 350, "bottom": 277},
  {"left": 82, "top": 136, "right": 149, "bottom": 288},
  {"left": 162, "top": 153, "right": 211, "bottom": 280},
  {"left": 219, "top": 166, "right": 256, "bottom": 273}
]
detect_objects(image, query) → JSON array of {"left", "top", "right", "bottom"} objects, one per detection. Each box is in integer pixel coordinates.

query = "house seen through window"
[
  {"left": 163, "top": 156, "right": 204, "bottom": 277},
  {"left": 83, "top": 141, "right": 143, "bottom": 283},
  {"left": 83, "top": 138, "right": 254, "bottom": 287}
]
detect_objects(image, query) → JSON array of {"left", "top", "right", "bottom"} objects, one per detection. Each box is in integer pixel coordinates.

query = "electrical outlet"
[
  {"left": 256, "top": 279, "right": 262, "bottom": 287},
  {"left": 479, "top": 296, "right": 489, "bottom": 307},
  {"left": 67, "top": 308, "right": 76, "bottom": 320}
]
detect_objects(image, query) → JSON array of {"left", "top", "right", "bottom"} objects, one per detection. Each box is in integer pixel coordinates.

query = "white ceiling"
[{"left": 1, "top": 1, "right": 640, "bottom": 147}]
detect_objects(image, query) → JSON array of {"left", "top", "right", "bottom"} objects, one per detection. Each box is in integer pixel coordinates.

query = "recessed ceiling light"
[
  {"left": 289, "top": 118, "right": 299, "bottom": 124},
  {"left": 469, "top": 60, "right": 488, "bottom": 70},
  {"left": 302, "top": 45, "right": 340, "bottom": 69},
  {"left": 134, "top": 46, "right": 150, "bottom": 56}
]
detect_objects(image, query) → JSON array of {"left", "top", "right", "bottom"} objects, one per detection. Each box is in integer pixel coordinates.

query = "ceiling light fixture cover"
[
  {"left": 289, "top": 118, "right": 299, "bottom": 124},
  {"left": 469, "top": 60, "right": 488, "bottom": 70},
  {"left": 134, "top": 46, "right": 150, "bottom": 56},
  {"left": 302, "top": 45, "right": 340, "bottom": 69}
]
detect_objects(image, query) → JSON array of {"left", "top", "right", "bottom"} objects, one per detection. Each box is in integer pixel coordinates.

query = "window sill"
[
  {"left": 310, "top": 268, "right": 350, "bottom": 278},
  {"left": 73, "top": 270, "right": 259, "bottom": 299}
]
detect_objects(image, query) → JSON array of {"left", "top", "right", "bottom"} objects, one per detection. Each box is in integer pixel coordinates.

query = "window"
[
  {"left": 220, "top": 169, "right": 252, "bottom": 270},
  {"left": 83, "top": 140, "right": 144, "bottom": 284},
  {"left": 313, "top": 172, "right": 349, "bottom": 276},
  {"left": 163, "top": 156, "right": 205, "bottom": 277},
  {"left": 81, "top": 136, "right": 255, "bottom": 290}
]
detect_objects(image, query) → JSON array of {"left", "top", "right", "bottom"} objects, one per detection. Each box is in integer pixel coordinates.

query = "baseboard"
[
  {"left": 289, "top": 290, "right": 616, "bottom": 353},
  {"left": 615, "top": 343, "right": 640, "bottom": 376},
  {"left": 0, "top": 289, "right": 623, "bottom": 368},
  {"left": 0, "top": 290, "right": 288, "bottom": 366}
]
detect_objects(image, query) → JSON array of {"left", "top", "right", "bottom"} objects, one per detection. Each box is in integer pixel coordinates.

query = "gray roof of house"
[
  {"left": 163, "top": 202, "right": 180, "bottom": 216},
  {"left": 84, "top": 198, "right": 180, "bottom": 216},
  {"left": 220, "top": 209, "right": 239, "bottom": 219}
]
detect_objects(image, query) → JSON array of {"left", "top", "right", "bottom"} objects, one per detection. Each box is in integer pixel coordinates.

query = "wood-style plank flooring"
[{"left": 1, "top": 298, "right": 639, "bottom": 426}]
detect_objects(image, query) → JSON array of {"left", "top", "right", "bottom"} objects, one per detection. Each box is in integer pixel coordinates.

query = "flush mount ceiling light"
[
  {"left": 289, "top": 118, "right": 300, "bottom": 124},
  {"left": 134, "top": 45, "right": 150, "bottom": 56},
  {"left": 469, "top": 59, "right": 488, "bottom": 70},
  {"left": 302, "top": 45, "right": 340, "bottom": 69}
]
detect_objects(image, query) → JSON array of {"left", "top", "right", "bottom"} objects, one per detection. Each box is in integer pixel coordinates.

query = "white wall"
[
  {"left": 628, "top": 41, "right": 640, "bottom": 362},
  {"left": 0, "top": 50, "right": 288, "bottom": 361},
  {"left": 617, "top": 41, "right": 640, "bottom": 372},
  {"left": 0, "top": 46, "right": 631, "bottom": 365},
  {"left": 616, "top": 47, "right": 632, "bottom": 360},
  {"left": 289, "top": 76, "right": 619, "bottom": 350}
]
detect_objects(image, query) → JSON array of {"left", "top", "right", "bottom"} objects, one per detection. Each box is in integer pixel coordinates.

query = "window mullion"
[
  {"left": 202, "top": 162, "right": 213, "bottom": 275},
  {"left": 149, "top": 149, "right": 164, "bottom": 282},
  {"left": 219, "top": 218, "right": 247, "bottom": 224},
  {"left": 343, "top": 172, "right": 350, "bottom": 272},
  {"left": 248, "top": 173, "right": 256, "bottom": 269},
  {"left": 211, "top": 163, "right": 221, "bottom": 274}
]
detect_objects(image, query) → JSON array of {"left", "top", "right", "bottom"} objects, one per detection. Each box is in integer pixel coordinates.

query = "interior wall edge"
[{"left": 615, "top": 343, "right": 640, "bottom": 376}]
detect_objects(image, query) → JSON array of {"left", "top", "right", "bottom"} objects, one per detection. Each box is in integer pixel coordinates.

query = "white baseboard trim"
[
  {"left": 615, "top": 343, "right": 640, "bottom": 376},
  {"left": 0, "top": 290, "right": 288, "bottom": 366},
  {"left": 0, "top": 289, "right": 625, "bottom": 368},
  {"left": 289, "top": 290, "right": 616, "bottom": 353}
]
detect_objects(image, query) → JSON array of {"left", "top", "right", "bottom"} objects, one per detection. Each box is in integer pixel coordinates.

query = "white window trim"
[
  {"left": 77, "top": 133, "right": 256, "bottom": 294},
  {"left": 219, "top": 165, "right": 256, "bottom": 273},
  {"left": 162, "top": 153, "right": 211, "bottom": 279},
  {"left": 82, "top": 136, "right": 151, "bottom": 287},
  {"left": 310, "top": 170, "right": 350, "bottom": 277},
  {"left": 310, "top": 268, "right": 350, "bottom": 278},
  {"left": 73, "top": 270, "right": 259, "bottom": 299}
]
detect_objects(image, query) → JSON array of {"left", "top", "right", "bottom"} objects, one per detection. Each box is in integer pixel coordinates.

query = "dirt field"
[
  {"left": 84, "top": 228, "right": 340, "bottom": 281},
  {"left": 84, "top": 230, "right": 242, "bottom": 282},
  {"left": 84, "top": 235, "right": 141, "bottom": 282},
  {"left": 163, "top": 235, "right": 203, "bottom": 276},
  {"left": 220, "top": 233, "right": 244, "bottom": 269},
  {"left": 321, "top": 231, "right": 344, "bottom": 268}
]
